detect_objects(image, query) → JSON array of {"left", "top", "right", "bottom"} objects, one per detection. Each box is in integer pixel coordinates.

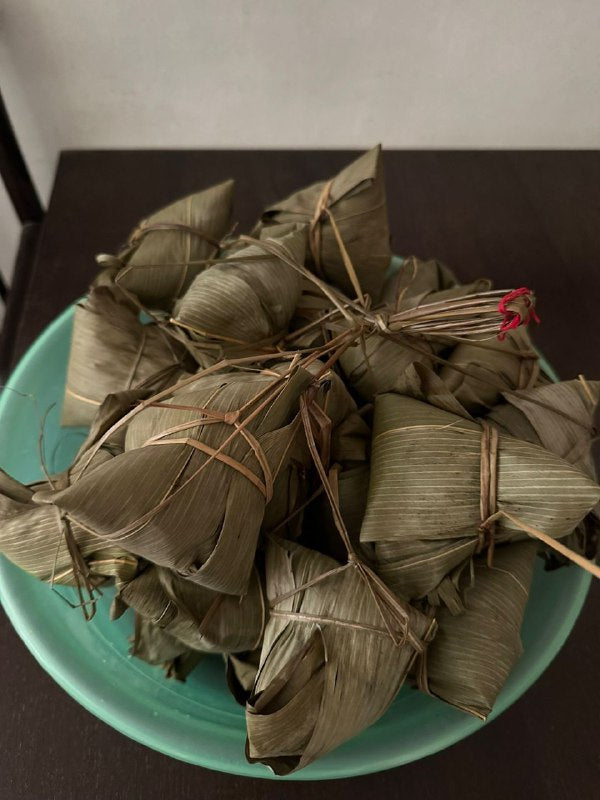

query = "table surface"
[{"left": 1, "top": 150, "right": 598, "bottom": 800}]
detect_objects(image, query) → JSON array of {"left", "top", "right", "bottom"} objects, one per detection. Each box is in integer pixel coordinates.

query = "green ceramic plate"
[{"left": 0, "top": 300, "right": 590, "bottom": 781}]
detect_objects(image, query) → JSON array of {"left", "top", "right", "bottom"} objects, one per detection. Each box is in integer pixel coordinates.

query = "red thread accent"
[{"left": 497, "top": 287, "right": 540, "bottom": 341}]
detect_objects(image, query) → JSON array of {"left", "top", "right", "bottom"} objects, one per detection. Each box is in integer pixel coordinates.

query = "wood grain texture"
[{"left": 1, "top": 150, "right": 599, "bottom": 799}]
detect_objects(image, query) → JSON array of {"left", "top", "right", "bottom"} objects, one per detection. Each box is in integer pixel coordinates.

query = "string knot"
[
  {"left": 498, "top": 287, "right": 540, "bottom": 341},
  {"left": 374, "top": 313, "right": 388, "bottom": 332}
]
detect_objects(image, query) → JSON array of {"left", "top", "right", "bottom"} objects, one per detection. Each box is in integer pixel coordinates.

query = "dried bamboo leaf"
[
  {"left": 263, "top": 367, "right": 369, "bottom": 540},
  {"left": 339, "top": 280, "right": 492, "bottom": 402},
  {"left": 226, "top": 649, "right": 262, "bottom": 705},
  {"left": 131, "top": 614, "right": 203, "bottom": 680},
  {"left": 44, "top": 366, "right": 315, "bottom": 594},
  {"left": 422, "top": 542, "right": 537, "bottom": 719},
  {"left": 69, "top": 387, "right": 153, "bottom": 475},
  {"left": 171, "top": 226, "right": 305, "bottom": 349},
  {"left": 132, "top": 613, "right": 188, "bottom": 664},
  {"left": 488, "top": 378, "right": 600, "bottom": 568},
  {"left": 398, "top": 362, "right": 474, "bottom": 419},
  {"left": 490, "top": 378, "right": 600, "bottom": 478},
  {"left": 261, "top": 434, "right": 312, "bottom": 539},
  {"left": 300, "top": 464, "right": 371, "bottom": 563},
  {"left": 361, "top": 394, "right": 600, "bottom": 606},
  {"left": 285, "top": 280, "right": 343, "bottom": 350},
  {"left": 0, "top": 390, "right": 149, "bottom": 592},
  {"left": 114, "top": 179, "right": 234, "bottom": 309},
  {"left": 339, "top": 331, "right": 437, "bottom": 402},
  {"left": 245, "top": 538, "right": 433, "bottom": 775},
  {"left": 439, "top": 328, "right": 541, "bottom": 413},
  {"left": 0, "top": 476, "right": 138, "bottom": 591},
  {"left": 62, "top": 286, "right": 188, "bottom": 426},
  {"left": 380, "top": 255, "right": 459, "bottom": 307},
  {"left": 259, "top": 146, "right": 391, "bottom": 301},
  {"left": 120, "top": 564, "right": 264, "bottom": 653}
]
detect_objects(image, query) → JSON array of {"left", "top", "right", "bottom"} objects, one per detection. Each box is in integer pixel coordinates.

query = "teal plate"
[{"left": 0, "top": 301, "right": 591, "bottom": 781}]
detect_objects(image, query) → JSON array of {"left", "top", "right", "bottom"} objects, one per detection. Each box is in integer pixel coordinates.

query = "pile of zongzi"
[{"left": 1, "top": 146, "right": 599, "bottom": 775}]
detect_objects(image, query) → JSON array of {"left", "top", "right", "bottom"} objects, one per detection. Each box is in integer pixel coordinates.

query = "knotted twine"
[
  {"left": 140, "top": 401, "right": 276, "bottom": 502},
  {"left": 498, "top": 287, "right": 540, "bottom": 341},
  {"left": 242, "top": 235, "right": 541, "bottom": 351},
  {"left": 69, "top": 372, "right": 301, "bottom": 546}
]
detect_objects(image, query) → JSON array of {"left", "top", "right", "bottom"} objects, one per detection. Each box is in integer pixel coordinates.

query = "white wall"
[
  {"left": 1, "top": 0, "right": 599, "bottom": 279},
  {"left": 0, "top": 186, "right": 19, "bottom": 289}
]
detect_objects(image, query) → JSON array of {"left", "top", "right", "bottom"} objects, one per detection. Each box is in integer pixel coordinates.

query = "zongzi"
[
  {"left": 259, "top": 146, "right": 391, "bottom": 302},
  {"left": 419, "top": 542, "right": 537, "bottom": 719},
  {"left": 114, "top": 179, "right": 234, "bottom": 309},
  {"left": 62, "top": 286, "right": 188, "bottom": 426},
  {"left": 246, "top": 537, "right": 434, "bottom": 775},
  {"left": 361, "top": 393, "right": 600, "bottom": 608}
]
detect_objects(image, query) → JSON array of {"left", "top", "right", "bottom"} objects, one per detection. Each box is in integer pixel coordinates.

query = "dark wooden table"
[{"left": 1, "top": 151, "right": 598, "bottom": 800}]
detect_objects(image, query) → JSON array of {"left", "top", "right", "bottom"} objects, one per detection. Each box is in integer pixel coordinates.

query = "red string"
[{"left": 497, "top": 287, "right": 540, "bottom": 341}]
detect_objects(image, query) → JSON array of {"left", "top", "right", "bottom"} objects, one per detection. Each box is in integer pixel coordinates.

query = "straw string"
[
  {"left": 49, "top": 508, "right": 100, "bottom": 621},
  {"left": 242, "top": 235, "right": 539, "bottom": 342},
  {"left": 478, "top": 422, "right": 499, "bottom": 566},
  {"left": 308, "top": 179, "right": 366, "bottom": 305},
  {"left": 269, "top": 608, "right": 402, "bottom": 638},
  {"left": 145, "top": 437, "right": 270, "bottom": 498},
  {"left": 308, "top": 180, "right": 332, "bottom": 272},
  {"left": 125, "top": 326, "right": 148, "bottom": 389},
  {"left": 292, "top": 390, "right": 429, "bottom": 652},
  {"left": 480, "top": 509, "right": 600, "bottom": 579},
  {"left": 141, "top": 400, "right": 275, "bottom": 501},
  {"left": 69, "top": 373, "right": 295, "bottom": 542},
  {"left": 497, "top": 288, "right": 540, "bottom": 341},
  {"left": 128, "top": 221, "right": 221, "bottom": 249}
]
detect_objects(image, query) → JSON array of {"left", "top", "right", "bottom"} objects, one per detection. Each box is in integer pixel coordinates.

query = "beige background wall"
[{"left": 1, "top": 0, "right": 599, "bottom": 283}]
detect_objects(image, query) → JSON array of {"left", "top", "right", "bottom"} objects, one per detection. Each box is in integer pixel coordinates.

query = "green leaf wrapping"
[
  {"left": 263, "top": 367, "right": 370, "bottom": 543},
  {"left": 488, "top": 379, "right": 600, "bottom": 478},
  {"left": 44, "top": 366, "right": 315, "bottom": 595},
  {"left": 0, "top": 473, "right": 137, "bottom": 589},
  {"left": 380, "top": 255, "right": 459, "bottom": 306},
  {"left": 439, "top": 328, "right": 541, "bottom": 414},
  {"left": 487, "top": 378, "right": 600, "bottom": 567},
  {"left": 300, "top": 463, "right": 371, "bottom": 563},
  {"left": 0, "top": 392, "right": 144, "bottom": 590},
  {"left": 62, "top": 286, "right": 188, "bottom": 426},
  {"left": 115, "top": 179, "right": 234, "bottom": 309},
  {"left": 245, "top": 538, "right": 434, "bottom": 775},
  {"left": 339, "top": 279, "right": 492, "bottom": 403},
  {"left": 422, "top": 542, "right": 537, "bottom": 719},
  {"left": 226, "top": 649, "right": 262, "bottom": 705},
  {"left": 259, "top": 146, "right": 391, "bottom": 301},
  {"left": 360, "top": 394, "right": 600, "bottom": 606},
  {"left": 130, "top": 614, "right": 203, "bottom": 680},
  {"left": 172, "top": 226, "right": 305, "bottom": 348},
  {"left": 120, "top": 564, "right": 264, "bottom": 654}
]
